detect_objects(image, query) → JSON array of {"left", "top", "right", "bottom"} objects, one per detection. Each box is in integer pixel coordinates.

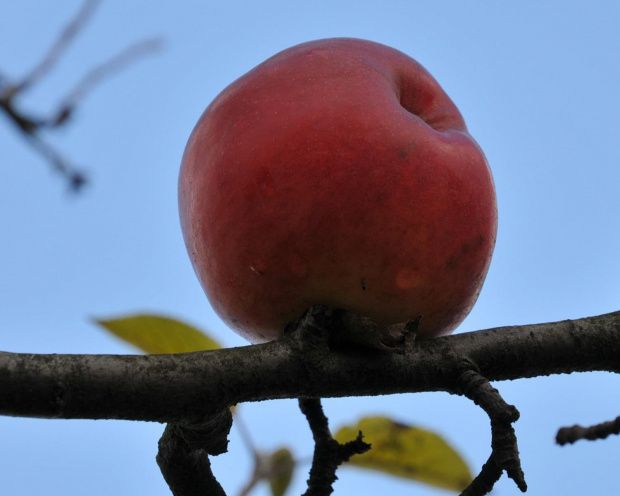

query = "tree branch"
[
  {"left": 299, "top": 397, "right": 370, "bottom": 495},
  {"left": 556, "top": 416, "right": 620, "bottom": 445},
  {"left": 1, "top": 309, "right": 620, "bottom": 495},
  {"left": 0, "top": 0, "right": 160, "bottom": 191},
  {"left": 1, "top": 310, "right": 619, "bottom": 422},
  {"left": 156, "top": 409, "right": 233, "bottom": 496},
  {"left": 455, "top": 363, "right": 525, "bottom": 494}
]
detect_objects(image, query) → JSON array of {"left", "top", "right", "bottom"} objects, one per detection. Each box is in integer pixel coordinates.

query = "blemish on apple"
[
  {"left": 398, "top": 142, "right": 417, "bottom": 160},
  {"left": 395, "top": 268, "right": 422, "bottom": 290}
]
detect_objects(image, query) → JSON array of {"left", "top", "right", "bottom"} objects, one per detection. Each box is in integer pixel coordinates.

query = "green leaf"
[
  {"left": 267, "top": 447, "right": 295, "bottom": 496},
  {"left": 95, "top": 314, "right": 222, "bottom": 354},
  {"left": 333, "top": 416, "right": 472, "bottom": 492}
]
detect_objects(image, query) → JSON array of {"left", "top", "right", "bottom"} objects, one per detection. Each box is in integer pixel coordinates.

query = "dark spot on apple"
[
  {"left": 445, "top": 256, "right": 457, "bottom": 271},
  {"left": 398, "top": 142, "right": 416, "bottom": 159},
  {"left": 446, "top": 235, "right": 486, "bottom": 271},
  {"left": 361, "top": 278, "right": 366, "bottom": 291},
  {"left": 461, "top": 234, "right": 486, "bottom": 256}
]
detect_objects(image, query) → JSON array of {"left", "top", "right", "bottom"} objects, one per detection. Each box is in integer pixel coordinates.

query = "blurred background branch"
[{"left": 0, "top": 0, "right": 161, "bottom": 192}]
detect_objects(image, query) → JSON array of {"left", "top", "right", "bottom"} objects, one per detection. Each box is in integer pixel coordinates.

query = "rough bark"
[{"left": 1, "top": 310, "right": 619, "bottom": 422}]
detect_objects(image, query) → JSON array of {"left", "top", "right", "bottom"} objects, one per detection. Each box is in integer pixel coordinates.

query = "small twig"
[
  {"left": 299, "top": 398, "right": 370, "bottom": 496},
  {"left": 454, "top": 362, "right": 526, "bottom": 495},
  {"left": 157, "top": 408, "right": 233, "bottom": 496},
  {"left": 16, "top": 0, "right": 101, "bottom": 93},
  {"left": 235, "top": 406, "right": 301, "bottom": 496},
  {"left": 54, "top": 37, "right": 163, "bottom": 119},
  {"left": 556, "top": 416, "right": 620, "bottom": 445},
  {"left": 237, "top": 470, "right": 260, "bottom": 496},
  {"left": 25, "top": 133, "right": 87, "bottom": 191},
  {"left": 234, "top": 409, "right": 259, "bottom": 457},
  {"left": 0, "top": 91, "right": 87, "bottom": 191},
  {"left": 235, "top": 409, "right": 262, "bottom": 496},
  {"left": 460, "top": 454, "right": 503, "bottom": 496}
]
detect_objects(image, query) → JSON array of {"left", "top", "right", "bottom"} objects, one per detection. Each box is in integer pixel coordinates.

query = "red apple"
[{"left": 179, "top": 38, "right": 497, "bottom": 344}]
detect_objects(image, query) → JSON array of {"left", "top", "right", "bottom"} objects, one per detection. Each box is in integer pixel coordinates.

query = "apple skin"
[{"left": 179, "top": 38, "right": 497, "bottom": 344}]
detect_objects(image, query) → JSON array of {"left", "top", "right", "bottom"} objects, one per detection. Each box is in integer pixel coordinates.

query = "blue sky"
[{"left": 1, "top": 1, "right": 620, "bottom": 495}]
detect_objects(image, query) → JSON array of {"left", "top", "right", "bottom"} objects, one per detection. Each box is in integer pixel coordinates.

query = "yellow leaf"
[
  {"left": 268, "top": 447, "right": 295, "bottom": 496},
  {"left": 95, "top": 314, "right": 222, "bottom": 354},
  {"left": 333, "top": 416, "right": 472, "bottom": 492}
]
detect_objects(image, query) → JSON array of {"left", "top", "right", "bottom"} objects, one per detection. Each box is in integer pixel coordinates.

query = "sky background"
[{"left": 1, "top": 1, "right": 620, "bottom": 495}]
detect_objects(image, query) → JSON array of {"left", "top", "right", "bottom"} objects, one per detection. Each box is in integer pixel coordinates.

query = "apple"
[{"left": 179, "top": 38, "right": 497, "bottom": 344}]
